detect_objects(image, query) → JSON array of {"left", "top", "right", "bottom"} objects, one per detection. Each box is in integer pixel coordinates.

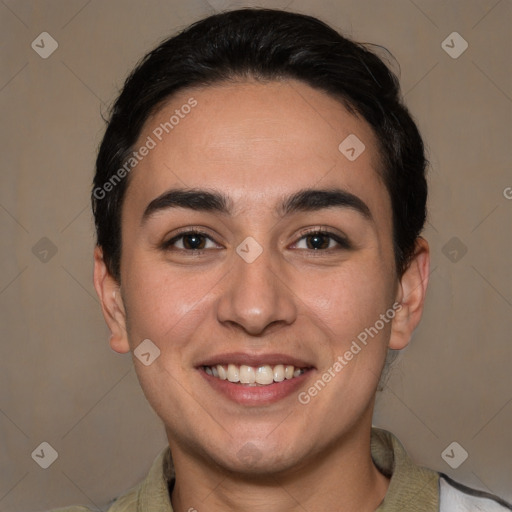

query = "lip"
[
  {"left": 196, "top": 352, "right": 313, "bottom": 369},
  {"left": 199, "top": 367, "right": 314, "bottom": 406},
  {"left": 196, "top": 352, "right": 315, "bottom": 406}
]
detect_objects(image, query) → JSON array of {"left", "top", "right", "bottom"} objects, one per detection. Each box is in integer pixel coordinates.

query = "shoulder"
[
  {"left": 440, "top": 474, "right": 512, "bottom": 511},
  {"left": 44, "top": 489, "right": 138, "bottom": 512}
]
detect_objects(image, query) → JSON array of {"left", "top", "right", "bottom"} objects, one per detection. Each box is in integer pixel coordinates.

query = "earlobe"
[
  {"left": 93, "top": 246, "right": 131, "bottom": 354},
  {"left": 389, "top": 237, "right": 430, "bottom": 350}
]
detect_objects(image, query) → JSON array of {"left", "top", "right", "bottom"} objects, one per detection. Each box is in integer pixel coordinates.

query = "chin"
[
  {"left": 198, "top": 431, "right": 312, "bottom": 477},
  {"left": 217, "top": 448, "right": 300, "bottom": 477}
]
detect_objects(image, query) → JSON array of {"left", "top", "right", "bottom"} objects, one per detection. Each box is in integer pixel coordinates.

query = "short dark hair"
[{"left": 92, "top": 7, "right": 428, "bottom": 282}]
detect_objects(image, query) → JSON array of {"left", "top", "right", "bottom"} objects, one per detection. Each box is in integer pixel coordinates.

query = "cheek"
[
  {"left": 300, "top": 259, "right": 395, "bottom": 410},
  {"left": 305, "top": 260, "right": 395, "bottom": 338},
  {"left": 121, "top": 255, "right": 225, "bottom": 350},
  {"left": 120, "top": 259, "right": 220, "bottom": 416},
  {"left": 298, "top": 265, "right": 394, "bottom": 422}
]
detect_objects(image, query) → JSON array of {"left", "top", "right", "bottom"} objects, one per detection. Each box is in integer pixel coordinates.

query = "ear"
[
  {"left": 389, "top": 237, "right": 430, "bottom": 350},
  {"left": 93, "top": 245, "right": 130, "bottom": 354}
]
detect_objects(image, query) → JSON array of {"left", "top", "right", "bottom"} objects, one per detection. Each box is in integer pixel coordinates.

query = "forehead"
[{"left": 124, "top": 79, "right": 390, "bottom": 222}]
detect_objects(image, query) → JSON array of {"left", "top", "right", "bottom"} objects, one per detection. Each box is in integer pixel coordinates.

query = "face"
[{"left": 96, "top": 79, "right": 424, "bottom": 475}]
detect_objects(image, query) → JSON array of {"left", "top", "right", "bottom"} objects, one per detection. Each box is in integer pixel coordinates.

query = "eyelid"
[
  {"left": 161, "top": 227, "right": 223, "bottom": 251},
  {"left": 291, "top": 226, "right": 352, "bottom": 249}
]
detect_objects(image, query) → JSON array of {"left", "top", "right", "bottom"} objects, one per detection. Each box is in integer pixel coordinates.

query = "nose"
[{"left": 216, "top": 242, "right": 298, "bottom": 336}]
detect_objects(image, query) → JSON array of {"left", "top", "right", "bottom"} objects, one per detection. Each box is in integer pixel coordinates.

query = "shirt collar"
[
  {"left": 134, "top": 444, "right": 175, "bottom": 512},
  {"left": 372, "top": 427, "right": 439, "bottom": 511}
]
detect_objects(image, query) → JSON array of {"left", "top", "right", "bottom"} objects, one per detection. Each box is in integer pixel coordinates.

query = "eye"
[
  {"left": 292, "top": 229, "right": 351, "bottom": 251},
  {"left": 161, "top": 230, "right": 220, "bottom": 251}
]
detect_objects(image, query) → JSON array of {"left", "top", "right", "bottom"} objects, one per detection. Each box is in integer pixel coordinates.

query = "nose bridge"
[{"left": 216, "top": 237, "right": 297, "bottom": 334}]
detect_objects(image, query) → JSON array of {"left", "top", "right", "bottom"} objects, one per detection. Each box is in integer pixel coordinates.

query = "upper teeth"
[{"left": 204, "top": 364, "right": 304, "bottom": 385}]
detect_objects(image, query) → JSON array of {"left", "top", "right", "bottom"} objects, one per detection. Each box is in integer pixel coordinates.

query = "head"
[{"left": 93, "top": 8, "right": 429, "bottom": 475}]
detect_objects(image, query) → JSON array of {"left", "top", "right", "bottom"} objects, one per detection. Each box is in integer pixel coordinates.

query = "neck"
[{"left": 168, "top": 415, "right": 389, "bottom": 512}]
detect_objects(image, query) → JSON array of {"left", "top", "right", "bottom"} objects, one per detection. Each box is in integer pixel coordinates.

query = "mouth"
[
  {"left": 203, "top": 363, "right": 306, "bottom": 386},
  {"left": 197, "top": 354, "right": 314, "bottom": 406}
]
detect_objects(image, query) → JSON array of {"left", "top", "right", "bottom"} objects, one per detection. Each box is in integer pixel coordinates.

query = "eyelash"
[{"left": 160, "top": 228, "right": 352, "bottom": 254}]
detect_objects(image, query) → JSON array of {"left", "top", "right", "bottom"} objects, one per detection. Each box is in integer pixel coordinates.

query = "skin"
[{"left": 94, "top": 79, "right": 430, "bottom": 512}]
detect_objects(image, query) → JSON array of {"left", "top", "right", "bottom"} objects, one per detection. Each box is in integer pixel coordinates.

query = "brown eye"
[
  {"left": 161, "top": 230, "right": 219, "bottom": 251},
  {"left": 305, "top": 233, "right": 331, "bottom": 250},
  {"left": 293, "top": 230, "right": 352, "bottom": 251},
  {"left": 181, "top": 233, "right": 207, "bottom": 250}
]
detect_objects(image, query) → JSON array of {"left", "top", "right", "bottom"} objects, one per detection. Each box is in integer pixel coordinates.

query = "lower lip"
[{"left": 199, "top": 368, "right": 313, "bottom": 406}]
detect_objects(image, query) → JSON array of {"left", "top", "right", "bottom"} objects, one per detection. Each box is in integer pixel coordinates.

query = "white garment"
[{"left": 440, "top": 476, "right": 512, "bottom": 511}]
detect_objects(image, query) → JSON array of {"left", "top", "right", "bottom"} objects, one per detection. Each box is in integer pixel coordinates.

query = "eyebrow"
[{"left": 141, "top": 187, "right": 372, "bottom": 225}]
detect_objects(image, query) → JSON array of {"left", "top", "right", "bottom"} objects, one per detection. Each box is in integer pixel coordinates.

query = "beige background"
[{"left": 1, "top": 0, "right": 511, "bottom": 510}]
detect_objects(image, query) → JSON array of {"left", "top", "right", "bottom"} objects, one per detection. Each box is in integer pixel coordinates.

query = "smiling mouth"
[{"left": 202, "top": 363, "right": 308, "bottom": 386}]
